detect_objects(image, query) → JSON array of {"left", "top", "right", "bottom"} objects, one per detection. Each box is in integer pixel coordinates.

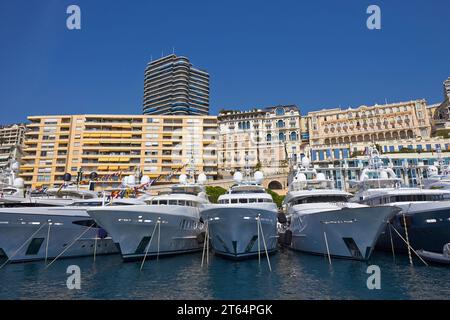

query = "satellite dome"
[
  {"left": 13, "top": 178, "right": 24, "bottom": 188},
  {"left": 254, "top": 171, "right": 264, "bottom": 184},
  {"left": 140, "top": 175, "right": 150, "bottom": 185},
  {"left": 301, "top": 157, "right": 310, "bottom": 168},
  {"left": 127, "top": 175, "right": 136, "bottom": 186},
  {"left": 379, "top": 170, "right": 389, "bottom": 179},
  {"left": 197, "top": 173, "right": 207, "bottom": 184},
  {"left": 316, "top": 173, "right": 326, "bottom": 181},
  {"left": 427, "top": 166, "right": 438, "bottom": 176},
  {"left": 179, "top": 174, "right": 188, "bottom": 184},
  {"left": 11, "top": 161, "right": 19, "bottom": 172},
  {"left": 233, "top": 171, "right": 243, "bottom": 184}
]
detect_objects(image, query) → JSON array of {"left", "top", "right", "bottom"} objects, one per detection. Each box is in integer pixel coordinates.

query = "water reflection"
[{"left": 0, "top": 250, "right": 449, "bottom": 300}]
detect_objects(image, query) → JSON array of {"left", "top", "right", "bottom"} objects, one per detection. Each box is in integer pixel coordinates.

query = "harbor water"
[{"left": 1, "top": 249, "right": 449, "bottom": 300}]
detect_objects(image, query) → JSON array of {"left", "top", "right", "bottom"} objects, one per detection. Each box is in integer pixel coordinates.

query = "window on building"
[
  {"left": 290, "top": 132, "right": 297, "bottom": 141},
  {"left": 275, "top": 108, "right": 285, "bottom": 116}
]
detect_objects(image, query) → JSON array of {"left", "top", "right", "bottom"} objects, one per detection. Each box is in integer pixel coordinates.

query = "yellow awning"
[
  {"left": 121, "top": 134, "right": 132, "bottom": 138},
  {"left": 119, "top": 165, "right": 129, "bottom": 170},
  {"left": 119, "top": 157, "right": 130, "bottom": 162},
  {"left": 111, "top": 133, "right": 122, "bottom": 138},
  {"left": 109, "top": 166, "right": 119, "bottom": 170},
  {"left": 98, "top": 166, "right": 108, "bottom": 170},
  {"left": 98, "top": 158, "right": 109, "bottom": 162}
]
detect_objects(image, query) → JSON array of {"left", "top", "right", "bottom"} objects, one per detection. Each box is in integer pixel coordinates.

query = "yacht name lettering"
[
  {"left": 177, "top": 304, "right": 211, "bottom": 318},
  {"left": 321, "top": 219, "right": 357, "bottom": 224}
]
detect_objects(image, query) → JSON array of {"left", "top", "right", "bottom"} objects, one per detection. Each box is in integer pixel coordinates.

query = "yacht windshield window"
[
  {"left": 249, "top": 198, "right": 256, "bottom": 203},
  {"left": 231, "top": 189, "right": 265, "bottom": 194},
  {"left": 231, "top": 199, "right": 238, "bottom": 204},
  {"left": 389, "top": 194, "right": 444, "bottom": 202},
  {"left": 109, "top": 202, "right": 135, "bottom": 206},
  {"left": 178, "top": 200, "right": 186, "bottom": 206},
  {"left": 169, "top": 200, "right": 177, "bottom": 205},
  {"left": 159, "top": 200, "right": 167, "bottom": 205},
  {"left": 70, "top": 201, "right": 103, "bottom": 207},
  {"left": 239, "top": 198, "right": 248, "bottom": 203},
  {"left": 291, "top": 195, "right": 349, "bottom": 205}
]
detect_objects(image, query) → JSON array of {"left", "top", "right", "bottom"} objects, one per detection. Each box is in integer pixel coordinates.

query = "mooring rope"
[
  {"left": 45, "top": 223, "right": 95, "bottom": 269},
  {"left": 257, "top": 215, "right": 261, "bottom": 265},
  {"left": 402, "top": 212, "right": 413, "bottom": 266},
  {"left": 93, "top": 233, "right": 98, "bottom": 263},
  {"left": 388, "top": 222, "right": 396, "bottom": 263},
  {"left": 389, "top": 222, "right": 428, "bottom": 267},
  {"left": 157, "top": 219, "right": 161, "bottom": 261},
  {"left": 140, "top": 218, "right": 160, "bottom": 271},
  {"left": 44, "top": 220, "right": 52, "bottom": 265},
  {"left": 257, "top": 214, "right": 272, "bottom": 272},
  {"left": 201, "top": 220, "right": 209, "bottom": 267},
  {"left": 323, "top": 231, "right": 332, "bottom": 265}
]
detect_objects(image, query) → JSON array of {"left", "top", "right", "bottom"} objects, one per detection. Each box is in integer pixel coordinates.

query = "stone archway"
[{"left": 268, "top": 180, "right": 283, "bottom": 190}]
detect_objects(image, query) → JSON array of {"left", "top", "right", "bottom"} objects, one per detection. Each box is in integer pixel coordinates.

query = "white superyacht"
[
  {"left": 0, "top": 174, "right": 149, "bottom": 263},
  {"left": 201, "top": 171, "right": 279, "bottom": 259},
  {"left": 87, "top": 173, "right": 209, "bottom": 261},
  {"left": 351, "top": 147, "right": 450, "bottom": 253},
  {"left": 281, "top": 157, "right": 398, "bottom": 261}
]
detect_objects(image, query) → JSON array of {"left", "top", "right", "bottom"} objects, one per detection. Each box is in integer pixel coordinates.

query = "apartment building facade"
[
  {"left": 217, "top": 105, "right": 308, "bottom": 175},
  {"left": 142, "top": 54, "right": 210, "bottom": 116},
  {"left": 20, "top": 115, "right": 218, "bottom": 190},
  {"left": 0, "top": 124, "right": 26, "bottom": 170}
]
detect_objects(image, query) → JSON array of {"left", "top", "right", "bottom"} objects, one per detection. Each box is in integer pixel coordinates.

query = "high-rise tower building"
[{"left": 143, "top": 54, "right": 209, "bottom": 115}]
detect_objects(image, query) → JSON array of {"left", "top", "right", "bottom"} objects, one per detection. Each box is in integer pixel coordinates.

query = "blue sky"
[{"left": 0, "top": 0, "right": 449, "bottom": 124}]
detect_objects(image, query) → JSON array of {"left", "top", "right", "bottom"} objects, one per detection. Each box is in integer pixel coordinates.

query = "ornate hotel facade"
[
  {"left": 20, "top": 115, "right": 218, "bottom": 190},
  {"left": 217, "top": 105, "right": 308, "bottom": 176},
  {"left": 308, "top": 99, "right": 431, "bottom": 146},
  {"left": 431, "top": 77, "right": 450, "bottom": 133}
]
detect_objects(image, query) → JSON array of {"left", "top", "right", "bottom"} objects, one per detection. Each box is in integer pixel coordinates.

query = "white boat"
[
  {"left": 281, "top": 157, "right": 398, "bottom": 261},
  {"left": 350, "top": 147, "right": 450, "bottom": 253},
  {"left": 87, "top": 173, "right": 209, "bottom": 261},
  {"left": 201, "top": 171, "right": 278, "bottom": 260},
  {"left": 422, "top": 165, "right": 450, "bottom": 190},
  {"left": 0, "top": 196, "right": 145, "bottom": 263}
]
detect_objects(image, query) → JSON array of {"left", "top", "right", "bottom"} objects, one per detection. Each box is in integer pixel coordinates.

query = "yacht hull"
[
  {"left": 201, "top": 205, "right": 278, "bottom": 260},
  {"left": 376, "top": 205, "right": 450, "bottom": 253},
  {"left": 0, "top": 210, "right": 118, "bottom": 263},
  {"left": 286, "top": 206, "right": 398, "bottom": 261},
  {"left": 88, "top": 205, "right": 204, "bottom": 261}
]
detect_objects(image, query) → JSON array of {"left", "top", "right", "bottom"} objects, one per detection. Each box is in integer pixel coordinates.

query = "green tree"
[
  {"left": 265, "top": 189, "right": 285, "bottom": 209},
  {"left": 205, "top": 186, "right": 228, "bottom": 203}
]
